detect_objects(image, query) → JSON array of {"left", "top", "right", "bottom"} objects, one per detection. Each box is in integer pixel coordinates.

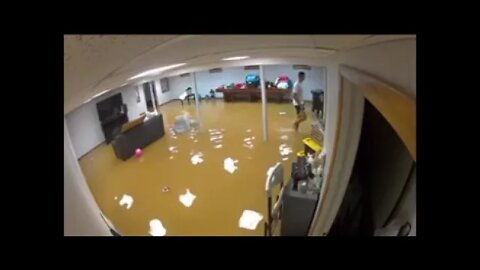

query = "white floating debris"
[
  {"left": 179, "top": 189, "right": 197, "bottom": 208},
  {"left": 191, "top": 152, "right": 204, "bottom": 165},
  {"left": 169, "top": 156, "right": 174, "bottom": 160},
  {"left": 280, "top": 135, "right": 288, "bottom": 140},
  {"left": 246, "top": 129, "right": 252, "bottom": 133},
  {"left": 119, "top": 194, "right": 133, "bottom": 209},
  {"left": 149, "top": 219, "right": 166, "bottom": 236},
  {"left": 279, "top": 144, "right": 293, "bottom": 156},
  {"left": 282, "top": 157, "right": 289, "bottom": 161},
  {"left": 214, "top": 144, "right": 223, "bottom": 149},
  {"left": 224, "top": 158, "right": 239, "bottom": 174},
  {"left": 210, "top": 131, "right": 222, "bottom": 136},
  {"left": 279, "top": 112, "right": 287, "bottom": 115},
  {"left": 194, "top": 140, "right": 198, "bottom": 143},
  {"left": 114, "top": 196, "right": 118, "bottom": 200},
  {"left": 168, "top": 146, "right": 178, "bottom": 153},
  {"left": 239, "top": 210, "right": 264, "bottom": 230}
]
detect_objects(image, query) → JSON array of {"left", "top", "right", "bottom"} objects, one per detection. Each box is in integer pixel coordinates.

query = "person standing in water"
[{"left": 292, "top": 71, "right": 307, "bottom": 131}]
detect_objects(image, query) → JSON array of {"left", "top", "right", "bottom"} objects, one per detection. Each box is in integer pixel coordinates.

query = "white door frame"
[
  {"left": 308, "top": 75, "right": 365, "bottom": 235},
  {"left": 309, "top": 65, "right": 416, "bottom": 235}
]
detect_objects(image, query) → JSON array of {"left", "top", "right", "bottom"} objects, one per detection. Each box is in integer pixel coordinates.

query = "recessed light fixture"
[
  {"left": 128, "top": 63, "right": 187, "bottom": 80},
  {"left": 222, "top": 56, "right": 250, "bottom": 61}
]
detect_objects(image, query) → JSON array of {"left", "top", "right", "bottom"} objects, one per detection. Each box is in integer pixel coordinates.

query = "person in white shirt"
[
  {"left": 185, "top": 87, "right": 195, "bottom": 105},
  {"left": 292, "top": 71, "right": 307, "bottom": 131},
  {"left": 179, "top": 87, "right": 196, "bottom": 106}
]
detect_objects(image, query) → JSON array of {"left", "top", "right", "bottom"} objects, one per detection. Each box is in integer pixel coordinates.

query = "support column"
[
  {"left": 193, "top": 72, "right": 201, "bottom": 128},
  {"left": 260, "top": 65, "right": 268, "bottom": 142}
]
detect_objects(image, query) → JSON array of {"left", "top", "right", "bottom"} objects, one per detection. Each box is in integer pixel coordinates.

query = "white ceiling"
[{"left": 64, "top": 34, "right": 415, "bottom": 114}]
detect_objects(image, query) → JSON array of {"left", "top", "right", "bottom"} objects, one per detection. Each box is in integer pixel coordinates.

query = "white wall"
[
  {"left": 66, "top": 101, "right": 105, "bottom": 159},
  {"left": 311, "top": 38, "right": 416, "bottom": 235},
  {"left": 166, "top": 74, "right": 195, "bottom": 100},
  {"left": 65, "top": 85, "right": 148, "bottom": 159},
  {"left": 153, "top": 79, "right": 174, "bottom": 105},
  {"left": 122, "top": 85, "right": 147, "bottom": 119},
  {"left": 64, "top": 118, "right": 111, "bottom": 236}
]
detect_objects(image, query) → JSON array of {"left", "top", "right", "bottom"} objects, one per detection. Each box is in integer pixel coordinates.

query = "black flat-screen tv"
[{"left": 96, "top": 93, "right": 123, "bottom": 123}]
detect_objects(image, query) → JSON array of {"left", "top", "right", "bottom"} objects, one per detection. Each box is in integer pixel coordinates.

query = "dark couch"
[{"left": 111, "top": 114, "right": 165, "bottom": 160}]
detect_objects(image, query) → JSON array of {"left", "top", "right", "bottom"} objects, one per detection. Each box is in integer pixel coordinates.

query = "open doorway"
[
  {"left": 329, "top": 100, "right": 415, "bottom": 236},
  {"left": 143, "top": 81, "right": 158, "bottom": 111}
]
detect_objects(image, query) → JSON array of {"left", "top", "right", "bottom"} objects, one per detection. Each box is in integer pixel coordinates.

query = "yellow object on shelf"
[
  {"left": 303, "top": 137, "right": 322, "bottom": 154},
  {"left": 297, "top": 150, "right": 305, "bottom": 157}
]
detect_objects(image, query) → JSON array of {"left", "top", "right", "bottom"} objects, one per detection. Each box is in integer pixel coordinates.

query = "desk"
[
  {"left": 280, "top": 162, "right": 321, "bottom": 236},
  {"left": 216, "top": 88, "right": 291, "bottom": 103}
]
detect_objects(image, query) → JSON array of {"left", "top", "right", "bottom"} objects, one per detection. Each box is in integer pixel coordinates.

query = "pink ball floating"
[{"left": 134, "top": 148, "right": 143, "bottom": 159}]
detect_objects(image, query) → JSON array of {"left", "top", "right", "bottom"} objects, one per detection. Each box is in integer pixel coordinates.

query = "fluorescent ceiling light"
[
  {"left": 91, "top": 88, "right": 111, "bottom": 99},
  {"left": 222, "top": 56, "right": 250, "bottom": 61},
  {"left": 83, "top": 88, "right": 112, "bottom": 104},
  {"left": 128, "top": 63, "right": 187, "bottom": 80}
]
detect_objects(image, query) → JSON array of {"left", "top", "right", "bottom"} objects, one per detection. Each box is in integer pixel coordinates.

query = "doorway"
[
  {"left": 143, "top": 81, "right": 158, "bottom": 111},
  {"left": 309, "top": 65, "right": 416, "bottom": 236},
  {"left": 329, "top": 100, "right": 415, "bottom": 236}
]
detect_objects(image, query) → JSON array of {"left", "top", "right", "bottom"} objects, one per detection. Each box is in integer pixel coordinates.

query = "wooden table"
[{"left": 216, "top": 87, "right": 291, "bottom": 103}]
